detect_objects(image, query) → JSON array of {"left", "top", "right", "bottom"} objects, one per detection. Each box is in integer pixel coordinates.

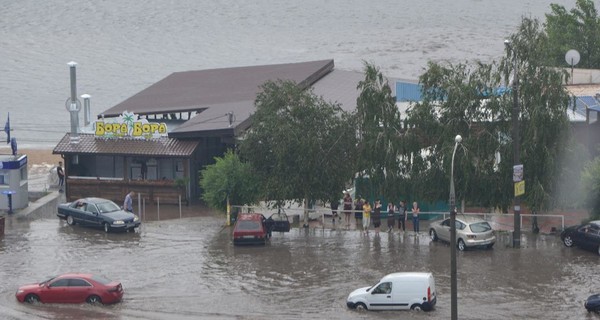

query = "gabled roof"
[
  {"left": 102, "top": 60, "right": 334, "bottom": 118},
  {"left": 53, "top": 133, "right": 199, "bottom": 157}
]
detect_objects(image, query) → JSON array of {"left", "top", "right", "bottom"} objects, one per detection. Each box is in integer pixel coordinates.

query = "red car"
[
  {"left": 16, "top": 273, "right": 123, "bottom": 305},
  {"left": 233, "top": 213, "right": 270, "bottom": 245}
]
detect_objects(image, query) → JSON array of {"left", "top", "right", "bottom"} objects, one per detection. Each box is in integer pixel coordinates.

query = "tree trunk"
[{"left": 303, "top": 196, "right": 309, "bottom": 228}]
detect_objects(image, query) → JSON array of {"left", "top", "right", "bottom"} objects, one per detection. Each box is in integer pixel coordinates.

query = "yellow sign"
[
  {"left": 94, "top": 111, "right": 168, "bottom": 139},
  {"left": 514, "top": 181, "right": 525, "bottom": 196}
]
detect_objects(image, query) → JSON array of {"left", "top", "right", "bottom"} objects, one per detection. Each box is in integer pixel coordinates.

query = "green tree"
[
  {"left": 581, "top": 157, "right": 600, "bottom": 220},
  {"left": 403, "top": 17, "right": 571, "bottom": 216},
  {"left": 239, "top": 80, "right": 357, "bottom": 226},
  {"left": 545, "top": 0, "right": 600, "bottom": 68},
  {"left": 199, "top": 150, "right": 260, "bottom": 211},
  {"left": 355, "top": 62, "right": 404, "bottom": 202}
]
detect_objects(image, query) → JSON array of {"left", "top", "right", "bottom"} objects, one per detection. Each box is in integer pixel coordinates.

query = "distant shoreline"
[{"left": 0, "top": 147, "right": 62, "bottom": 169}]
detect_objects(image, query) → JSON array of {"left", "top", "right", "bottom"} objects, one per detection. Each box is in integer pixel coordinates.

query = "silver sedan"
[{"left": 429, "top": 216, "right": 495, "bottom": 251}]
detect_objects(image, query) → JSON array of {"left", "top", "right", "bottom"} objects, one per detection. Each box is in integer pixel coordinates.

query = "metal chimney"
[
  {"left": 66, "top": 61, "right": 81, "bottom": 144},
  {"left": 81, "top": 94, "right": 91, "bottom": 127}
]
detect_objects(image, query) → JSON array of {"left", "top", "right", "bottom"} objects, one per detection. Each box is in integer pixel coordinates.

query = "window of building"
[
  {"left": 21, "top": 166, "right": 27, "bottom": 180},
  {"left": 0, "top": 171, "right": 8, "bottom": 185}
]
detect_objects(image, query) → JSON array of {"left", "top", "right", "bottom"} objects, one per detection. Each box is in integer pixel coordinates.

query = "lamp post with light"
[{"left": 449, "top": 134, "right": 462, "bottom": 320}]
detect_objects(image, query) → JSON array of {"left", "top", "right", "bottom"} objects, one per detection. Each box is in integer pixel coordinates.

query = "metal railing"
[{"left": 230, "top": 205, "right": 566, "bottom": 231}]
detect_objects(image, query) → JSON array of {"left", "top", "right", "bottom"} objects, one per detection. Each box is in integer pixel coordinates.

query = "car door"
[
  {"left": 367, "top": 281, "right": 395, "bottom": 310},
  {"left": 390, "top": 281, "right": 412, "bottom": 310},
  {"left": 68, "top": 278, "right": 93, "bottom": 303},
  {"left": 581, "top": 225, "right": 600, "bottom": 250},
  {"left": 84, "top": 203, "right": 103, "bottom": 227},
  {"left": 68, "top": 201, "right": 87, "bottom": 225},
  {"left": 43, "top": 278, "right": 70, "bottom": 303},
  {"left": 437, "top": 219, "right": 451, "bottom": 242},
  {"left": 70, "top": 201, "right": 91, "bottom": 226}
]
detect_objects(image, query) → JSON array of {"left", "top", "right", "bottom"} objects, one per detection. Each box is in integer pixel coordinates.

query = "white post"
[
  {"left": 179, "top": 195, "right": 182, "bottom": 219},
  {"left": 157, "top": 197, "right": 160, "bottom": 221}
]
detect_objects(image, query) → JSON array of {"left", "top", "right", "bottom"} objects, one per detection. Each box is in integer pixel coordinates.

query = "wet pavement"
[{"left": 0, "top": 214, "right": 598, "bottom": 320}]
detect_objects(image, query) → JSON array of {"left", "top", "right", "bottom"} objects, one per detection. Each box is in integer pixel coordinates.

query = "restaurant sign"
[{"left": 94, "top": 111, "right": 168, "bottom": 139}]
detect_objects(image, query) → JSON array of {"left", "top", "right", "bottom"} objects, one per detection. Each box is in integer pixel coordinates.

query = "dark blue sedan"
[
  {"left": 57, "top": 197, "right": 141, "bottom": 233},
  {"left": 560, "top": 220, "right": 600, "bottom": 256},
  {"left": 586, "top": 294, "right": 600, "bottom": 312}
]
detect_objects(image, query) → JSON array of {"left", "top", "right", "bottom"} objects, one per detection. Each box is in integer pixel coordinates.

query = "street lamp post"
[
  {"left": 505, "top": 39, "right": 521, "bottom": 248},
  {"left": 449, "top": 134, "right": 462, "bottom": 320}
]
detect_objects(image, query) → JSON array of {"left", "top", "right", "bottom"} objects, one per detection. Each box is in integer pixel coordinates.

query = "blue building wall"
[{"left": 396, "top": 82, "right": 422, "bottom": 102}]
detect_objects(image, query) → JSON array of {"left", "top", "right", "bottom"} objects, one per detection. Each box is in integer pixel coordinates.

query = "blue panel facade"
[{"left": 396, "top": 82, "right": 422, "bottom": 102}]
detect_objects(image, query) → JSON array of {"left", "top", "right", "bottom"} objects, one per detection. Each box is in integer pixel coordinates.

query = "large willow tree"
[
  {"left": 404, "top": 17, "right": 571, "bottom": 214},
  {"left": 355, "top": 63, "right": 404, "bottom": 202},
  {"left": 239, "top": 80, "right": 356, "bottom": 226}
]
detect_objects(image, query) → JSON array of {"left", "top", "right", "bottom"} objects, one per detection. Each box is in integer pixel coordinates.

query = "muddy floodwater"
[{"left": 0, "top": 215, "right": 598, "bottom": 320}]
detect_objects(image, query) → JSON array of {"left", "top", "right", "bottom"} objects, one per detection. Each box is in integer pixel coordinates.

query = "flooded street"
[{"left": 0, "top": 215, "right": 598, "bottom": 320}]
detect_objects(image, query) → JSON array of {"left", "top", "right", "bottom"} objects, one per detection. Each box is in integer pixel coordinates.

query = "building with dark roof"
[{"left": 53, "top": 59, "right": 379, "bottom": 204}]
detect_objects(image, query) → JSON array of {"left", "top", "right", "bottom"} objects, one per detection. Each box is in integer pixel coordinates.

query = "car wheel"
[
  {"left": 597, "top": 245, "right": 600, "bottom": 256},
  {"left": 103, "top": 223, "right": 111, "bottom": 233},
  {"left": 25, "top": 294, "right": 40, "bottom": 304},
  {"left": 457, "top": 239, "right": 466, "bottom": 251},
  {"left": 429, "top": 229, "right": 438, "bottom": 241},
  {"left": 66, "top": 215, "right": 75, "bottom": 225},
  {"left": 563, "top": 235, "right": 574, "bottom": 247},
  {"left": 87, "top": 295, "right": 102, "bottom": 304},
  {"left": 487, "top": 243, "right": 494, "bottom": 249},
  {"left": 411, "top": 304, "right": 423, "bottom": 311},
  {"left": 355, "top": 302, "right": 367, "bottom": 311}
]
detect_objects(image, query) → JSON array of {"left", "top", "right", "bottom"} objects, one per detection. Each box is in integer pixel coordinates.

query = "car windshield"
[
  {"left": 237, "top": 220, "right": 261, "bottom": 231},
  {"left": 469, "top": 221, "right": 492, "bottom": 233},
  {"left": 96, "top": 201, "right": 120, "bottom": 214},
  {"left": 91, "top": 274, "right": 112, "bottom": 285},
  {"left": 39, "top": 275, "right": 57, "bottom": 286}
]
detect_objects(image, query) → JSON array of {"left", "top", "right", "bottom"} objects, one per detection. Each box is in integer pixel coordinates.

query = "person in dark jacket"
[
  {"left": 387, "top": 202, "right": 395, "bottom": 232},
  {"left": 372, "top": 199, "right": 382, "bottom": 236},
  {"left": 354, "top": 196, "right": 364, "bottom": 230}
]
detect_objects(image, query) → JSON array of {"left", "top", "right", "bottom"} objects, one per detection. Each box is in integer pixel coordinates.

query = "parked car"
[
  {"left": 57, "top": 197, "right": 141, "bottom": 233},
  {"left": 267, "top": 210, "right": 291, "bottom": 232},
  {"left": 16, "top": 273, "right": 123, "bottom": 305},
  {"left": 429, "top": 216, "right": 495, "bottom": 251},
  {"left": 560, "top": 220, "right": 600, "bottom": 256},
  {"left": 346, "top": 272, "right": 436, "bottom": 311},
  {"left": 233, "top": 213, "right": 270, "bottom": 245},
  {"left": 585, "top": 294, "right": 600, "bottom": 312}
]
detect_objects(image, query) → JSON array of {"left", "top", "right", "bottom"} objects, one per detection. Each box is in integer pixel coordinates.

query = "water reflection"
[{"left": 0, "top": 217, "right": 597, "bottom": 319}]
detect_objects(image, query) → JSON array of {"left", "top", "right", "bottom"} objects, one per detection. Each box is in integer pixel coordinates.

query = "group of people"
[{"left": 333, "top": 192, "right": 421, "bottom": 235}]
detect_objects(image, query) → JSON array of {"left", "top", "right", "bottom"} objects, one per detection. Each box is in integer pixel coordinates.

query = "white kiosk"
[{"left": 0, "top": 154, "right": 28, "bottom": 213}]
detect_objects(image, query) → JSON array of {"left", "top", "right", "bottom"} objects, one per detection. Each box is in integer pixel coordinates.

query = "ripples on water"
[
  {"left": 0, "top": 216, "right": 597, "bottom": 319},
  {"left": 1, "top": 0, "right": 578, "bottom": 148}
]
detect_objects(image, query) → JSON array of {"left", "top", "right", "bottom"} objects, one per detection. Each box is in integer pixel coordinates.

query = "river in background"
[{"left": 0, "top": 0, "right": 578, "bottom": 148}]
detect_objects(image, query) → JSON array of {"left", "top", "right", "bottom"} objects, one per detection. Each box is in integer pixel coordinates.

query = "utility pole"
[
  {"left": 505, "top": 40, "right": 521, "bottom": 248},
  {"left": 449, "top": 134, "right": 462, "bottom": 320}
]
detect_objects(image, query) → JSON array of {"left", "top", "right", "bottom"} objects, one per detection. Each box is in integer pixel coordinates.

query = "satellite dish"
[
  {"left": 565, "top": 49, "right": 580, "bottom": 66},
  {"left": 565, "top": 49, "right": 580, "bottom": 84}
]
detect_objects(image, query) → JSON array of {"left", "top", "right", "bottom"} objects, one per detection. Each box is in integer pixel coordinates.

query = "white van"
[{"left": 346, "top": 272, "right": 436, "bottom": 311}]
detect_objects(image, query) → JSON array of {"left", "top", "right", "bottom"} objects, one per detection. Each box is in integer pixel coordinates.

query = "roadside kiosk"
[{"left": 0, "top": 154, "right": 28, "bottom": 212}]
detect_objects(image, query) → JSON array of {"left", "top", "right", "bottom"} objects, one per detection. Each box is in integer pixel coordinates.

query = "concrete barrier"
[{"left": 14, "top": 191, "right": 64, "bottom": 220}]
